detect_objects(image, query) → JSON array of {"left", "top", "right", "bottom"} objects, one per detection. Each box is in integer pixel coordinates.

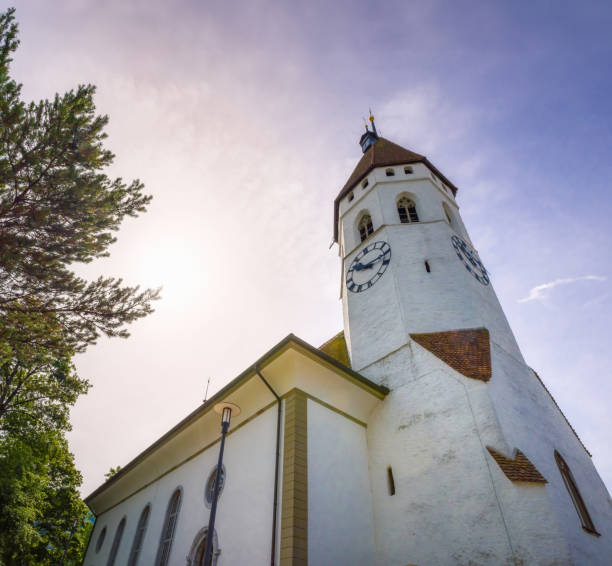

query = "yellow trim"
[{"left": 280, "top": 390, "right": 308, "bottom": 566}]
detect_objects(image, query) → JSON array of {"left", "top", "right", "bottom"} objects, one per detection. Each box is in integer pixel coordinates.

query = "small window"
[
  {"left": 362, "top": 179, "right": 369, "bottom": 189},
  {"left": 358, "top": 214, "right": 374, "bottom": 242},
  {"left": 385, "top": 168, "right": 395, "bottom": 177},
  {"left": 425, "top": 260, "right": 431, "bottom": 273},
  {"left": 397, "top": 196, "right": 419, "bottom": 224},
  {"left": 128, "top": 505, "right": 151, "bottom": 566},
  {"left": 96, "top": 526, "right": 107, "bottom": 553},
  {"left": 554, "top": 451, "right": 599, "bottom": 535},
  {"left": 348, "top": 192, "right": 354, "bottom": 202},
  {"left": 156, "top": 489, "right": 183, "bottom": 566},
  {"left": 387, "top": 466, "right": 396, "bottom": 496},
  {"left": 205, "top": 466, "right": 226, "bottom": 505},
  {"left": 404, "top": 166, "right": 413, "bottom": 174},
  {"left": 107, "top": 517, "right": 126, "bottom": 566}
]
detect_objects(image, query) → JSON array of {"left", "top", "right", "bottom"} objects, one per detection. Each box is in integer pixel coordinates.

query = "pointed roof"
[
  {"left": 409, "top": 328, "right": 491, "bottom": 382},
  {"left": 333, "top": 137, "right": 458, "bottom": 241},
  {"left": 487, "top": 447, "right": 547, "bottom": 483}
]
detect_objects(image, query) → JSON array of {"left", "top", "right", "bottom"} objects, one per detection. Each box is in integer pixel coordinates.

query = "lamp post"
[{"left": 203, "top": 401, "right": 240, "bottom": 566}]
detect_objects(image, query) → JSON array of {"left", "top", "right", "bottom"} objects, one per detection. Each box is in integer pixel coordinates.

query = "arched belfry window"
[
  {"left": 107, "top": 517, "right": 126, "bottom": 566},
  {"left": 156, "top": 488, "right": 183, "bottom": 566},
  {"left": 554, "top": 451, "right": 599, "bottom": 535},
  {"left": 397, "top": 196, "right": 419, "bottom": 223},
  {"left": 128, "top": 504, "right": 151, "bottom": 566},
  {"left": 358, "top": 213, "right": 374, "bottom": 242}
]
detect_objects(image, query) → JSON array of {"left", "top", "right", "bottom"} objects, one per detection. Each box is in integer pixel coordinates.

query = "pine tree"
[{"left": 0, "top": 7, "right": 159, "bottom": 421}]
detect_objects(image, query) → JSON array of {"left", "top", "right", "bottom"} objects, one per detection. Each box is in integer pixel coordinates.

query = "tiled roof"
[
  {"left": 319, "top": 331, "right": 351, "bottom": 368},
  {"left": 410, "top": 328, "right": 491, "bottom": 382},
  {"left": 487, "top": 447, "right": 547, "bottom": 483},
  {"left": 333, "top": 137, "right": 458, "bottom": 241}
]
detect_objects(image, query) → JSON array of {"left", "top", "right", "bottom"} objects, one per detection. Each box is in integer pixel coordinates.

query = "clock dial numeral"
[
  {"left": 346, "top": 241, "right": 391, "bottom": 293},
  {"left": 451, "top": 235, "right": 489, "bottom": 286}
]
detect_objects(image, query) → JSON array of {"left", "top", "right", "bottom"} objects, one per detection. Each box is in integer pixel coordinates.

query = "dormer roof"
[{"left": 333, "top": 137, "right": 459, "bottom": 242}]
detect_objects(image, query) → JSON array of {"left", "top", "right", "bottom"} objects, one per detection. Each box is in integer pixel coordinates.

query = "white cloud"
[{"left": 518, "top": 275, "right": 607, "bottom": 303}]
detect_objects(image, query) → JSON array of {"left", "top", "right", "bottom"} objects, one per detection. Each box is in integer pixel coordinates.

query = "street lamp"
[{"left": 203, "top": 401, "right": 241, "bottom": 566}]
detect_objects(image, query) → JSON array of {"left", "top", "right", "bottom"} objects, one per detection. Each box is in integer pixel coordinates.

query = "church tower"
[{"left": 335, "top": 116, "right": 612, "bottom": 565}]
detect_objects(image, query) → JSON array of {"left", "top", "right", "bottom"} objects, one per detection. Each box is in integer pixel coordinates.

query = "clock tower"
[{"left": 333, "top": 116, "right": 612, "bottom": 565}]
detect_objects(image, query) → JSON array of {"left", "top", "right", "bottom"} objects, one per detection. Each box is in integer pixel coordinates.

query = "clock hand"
[{"left": 362, "top": 253, "right": 384, "bottom": 268}]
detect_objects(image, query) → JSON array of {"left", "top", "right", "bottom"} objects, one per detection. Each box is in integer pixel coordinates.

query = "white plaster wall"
[
  {"left": 488, "top": 345, "right": 612, "bottom": 564},
  {"left": 307, "top": 399, "right": 376, "bottom": 566},
  {"left": 365, "top": 343, "right": 572, "bottom": 565},
  {"left": 342, "top": 218, "right": 523, "bottom": 372},
  {"left": 339, "top": 164, "right": 522, "bottom": 372},
  {"left": 84, "top": 406, "right": 277, "bottom": 566}
]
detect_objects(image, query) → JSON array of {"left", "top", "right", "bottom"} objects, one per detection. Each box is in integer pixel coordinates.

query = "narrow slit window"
[
  {"left": 404, "top": 166, "right": 413, "bottom": 174},
  {"left": 554, "top": 451, "right": 599, "bottom": 535},
  {"left": 358, "top": 214, "right": 374, "bottom": 242},
  {"left": 425, "top": 260, "right": 431, "bottom": 273},
  {"left": 385, "top": 168, "right": 395, "bottom": 177},
  {"left": 156, "top": 489, "right": 183, "bottom": 566},
  {"left": 362, "top": 179, "right": 369, "bottom": 189},
  {"left": 348, "top": 192, "right": 354, "bottom": 202},
  {"left": 107, "top": 517, "right": 126, "bottom": 566},
  {"left": 387, "top": 466, "right": 396, "bottom": 495},
  {"left": 397, "top": 196, "right": 419, "bottom": 223},
  {"left": 128, "top": 505, "right": 151, "bottom": 566}
]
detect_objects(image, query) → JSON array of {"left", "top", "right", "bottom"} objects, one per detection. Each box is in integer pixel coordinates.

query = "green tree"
[
  {"left": 0, "top": 408, "right": 91, "bottom": 565},
  {"left": 0, "top": 6, "right": 159, "bottom": 422}
]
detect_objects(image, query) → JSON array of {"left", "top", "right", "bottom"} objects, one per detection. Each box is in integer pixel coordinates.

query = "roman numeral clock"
[{"left": 346, "top": 241, "right": 391, "bottom": 293}]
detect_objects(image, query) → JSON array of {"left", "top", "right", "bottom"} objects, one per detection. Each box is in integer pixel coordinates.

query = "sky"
[{"left": 7, "top": 0, "right": 612, "bottom": 497}]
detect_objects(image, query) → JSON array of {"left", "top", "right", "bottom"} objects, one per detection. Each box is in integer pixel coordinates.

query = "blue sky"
[{"left": 9, "top": 0, "right": 612, "bottom": 495}]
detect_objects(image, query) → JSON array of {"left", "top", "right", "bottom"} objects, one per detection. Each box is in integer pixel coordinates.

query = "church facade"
[{"left": 83, "top": 121, "right": 612, "bottom": 565}]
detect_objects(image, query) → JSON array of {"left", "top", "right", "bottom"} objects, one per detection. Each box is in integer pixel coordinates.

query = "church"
[{"left": 82, "top": 117, "right": 612, "bottom": 565}]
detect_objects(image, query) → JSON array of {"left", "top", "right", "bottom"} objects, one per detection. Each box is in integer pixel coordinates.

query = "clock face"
[
  {"left": 346, "top": 241, "right": 391, "bottom": 293},
  {"left": 451, "top": 235, "right": 489, "bottom": 285}
]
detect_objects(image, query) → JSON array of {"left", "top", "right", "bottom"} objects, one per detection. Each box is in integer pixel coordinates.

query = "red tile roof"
[
  {"left": 333, "top": 137, "right": 458, "bottom": 241},
  {"left": 487, "top": 447, "right": 547, "bottom": 483},
  {"left": 410, "top": 328, "right": 491, "bottom": 382}
]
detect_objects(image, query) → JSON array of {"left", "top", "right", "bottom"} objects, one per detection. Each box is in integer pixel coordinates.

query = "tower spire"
[{"left": 359, "top": 109, "right": 379, "bottom": 153}]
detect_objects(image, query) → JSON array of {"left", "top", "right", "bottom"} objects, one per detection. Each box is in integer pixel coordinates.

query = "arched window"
[
  {"left": 107, "top": 517, "right": 126, "bottom": 566},
  {"left": 128, "top": 505, "right": 151, "bottom": 566},
  {"left": 554, "top": 451, "right": 599, "bottom": 535},
  {"left": 397, "top": 196, "right": 419, "bottom": 223},
  {"left": 358, "top": 214, "right": 374, "bottom": 242},
  {"left": 156, "top": 488, "right": 183, "bottom": 566},
  {"left": 404, "top": 166, "right": 413, "bottom": 174},
  {"left": 385, "top": 168, "right": 395, "bottom": 177},
  {"left": 187, "top": 528, "right": 220, "bottom": 566},
  {"left": 96, "top": 526, "right": 107, "bottom": 553},
  {"left": 205, "top": 466, "right": 226, "bottom": 506}
]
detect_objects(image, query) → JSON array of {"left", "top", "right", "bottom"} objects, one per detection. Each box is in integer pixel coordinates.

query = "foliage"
[
  {"left": 104, "top": 465, "right": 123, "bottom": 480},
  {"left": 0, "top": 409, "right": 92, "bottom": 565},
  {"left": 0, "top": 6, "right": 159, "bottom": 422}
]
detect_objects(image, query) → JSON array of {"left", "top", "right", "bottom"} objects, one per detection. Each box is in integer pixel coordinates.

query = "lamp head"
[{"left": 214, "top": 402, "right": 241, "bottom": 426}]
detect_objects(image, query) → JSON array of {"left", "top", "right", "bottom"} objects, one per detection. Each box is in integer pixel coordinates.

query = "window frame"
[
  {"left": 106, "top": 517, "right": 126, "bottom": 566},
  {"left": 397, "top": 195, "right": 419, "bottom": 224},
  {"left": 554, "top": 451, "right": 600, "bottom": 536},
  {"left": 128, "top": 504, "right": 151, "bottom": 566},
  {"left": 155, "top": 487, "right": 184, "bottom": 566},
  {"left": 357, "top": 213, "right": 374, "bottom": 242}
]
